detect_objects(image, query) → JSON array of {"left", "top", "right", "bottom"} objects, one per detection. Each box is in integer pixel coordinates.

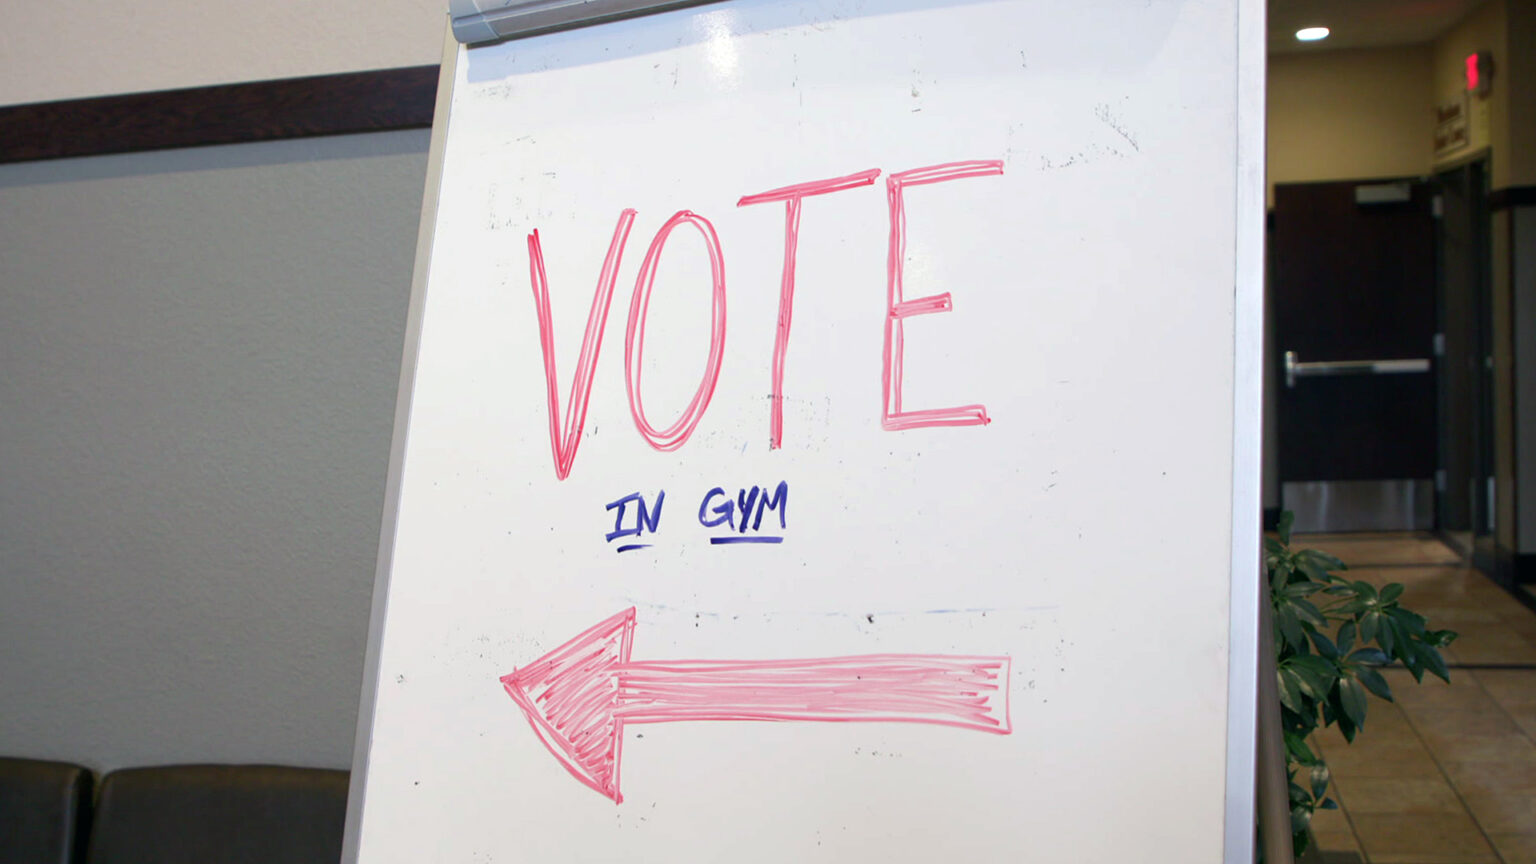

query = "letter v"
[{"left": 528, "top": 209, "right": 638, "bottom": 480}]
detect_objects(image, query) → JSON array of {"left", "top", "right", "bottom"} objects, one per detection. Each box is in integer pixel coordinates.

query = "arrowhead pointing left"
[{"left": 500, "top": 608, "right": 635, "bottom": 803}]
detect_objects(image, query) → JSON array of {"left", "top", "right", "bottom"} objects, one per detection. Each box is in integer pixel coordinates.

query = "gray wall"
[{"left": 0, "top": 130, "right": 428, "bottom": 771}]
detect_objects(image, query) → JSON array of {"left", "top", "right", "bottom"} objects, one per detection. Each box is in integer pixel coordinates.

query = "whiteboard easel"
[{"left": 345, "top": 2, "right": 1267, "bottom": 860}]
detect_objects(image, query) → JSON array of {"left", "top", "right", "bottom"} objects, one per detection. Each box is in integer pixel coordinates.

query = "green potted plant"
[{"left": 1265, "top": 513, "right": 1458, "bottom": 858}]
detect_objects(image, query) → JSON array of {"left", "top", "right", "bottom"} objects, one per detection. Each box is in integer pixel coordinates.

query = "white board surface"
[{"left": 351, "top": 2, "right": 1262, "bottom": 861}]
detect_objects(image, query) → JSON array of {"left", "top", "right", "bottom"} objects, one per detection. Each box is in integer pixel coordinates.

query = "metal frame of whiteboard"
[
  {"left": 339, "top": 23, "right": 460, "bottom": 864},
  {"left": 344, "top": 2, "right": 1267, "bottom": 861},
  {"left": 448, "top": 0, "right": 721, "bottom": 44},
  {"left": 1227, "top": 0, "right": 1266, "bottom": 859}
]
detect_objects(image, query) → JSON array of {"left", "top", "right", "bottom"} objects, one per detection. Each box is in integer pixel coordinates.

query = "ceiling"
[{"left": 1268, "top": 0, "right": 1488, "bottom": 54}]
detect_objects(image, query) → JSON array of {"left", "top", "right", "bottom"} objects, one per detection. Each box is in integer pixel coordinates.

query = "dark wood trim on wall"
[
  {"left": 1490, "top": 186, "right": 1536, "bottom": 211},
  {"left": 0, "top": 66, "right": 438, "bottom": 165}
]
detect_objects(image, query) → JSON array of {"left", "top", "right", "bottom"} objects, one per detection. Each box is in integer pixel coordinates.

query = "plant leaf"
[
  {"left": 1348, "top": 648, "right": 1389, "bottom": 666},
  {"left": 1276, "top": 605, "right": 1306, "bottom": 653},
  {"left": 1287, "top": 657, "right": 1335, "bottom": 699},
  {"left": 1356, "top": 665, "right": 1394, "bottom": 701},
  {"left": 1378, "top": 618, "right": 1398, "bottom": 656},
  {"left": 1379, "top": 583, "right": 1405, "bottom": 604},
  {"left": 1402, "top": 641, "right": 1425, "bottom": 681},
  {"left": 1338, "top": 675, "right": 1368, "bottom": 727},
  {"left": 1291, "top": 823, "right": 1313, "bottom": 858},
  {"left": 1293, "top": 598, "right": 1328, "bottom": 629},
  {"left": 1279, "top": 510, "right": 1294, "bottom": 545},
  {"left": 1285, "top": 731, "right": 1317, "bottom": 765},
  {"left": 1309, "top": 762, "right": 1331, "bottom": 800},
  {"left": 1291, "top": 804, "right": 1312, "bottom": 836},
  {"left": 1420, "top": 643, "right": 1451, "bottom": 684},
  {"left": 1277, "top": 668, "right": 1305, "bottom": 714},
  {"left": 1295, "top": 550, "right": 1346, "bottom": 584},
  {"left": 1428, "top": 628, "right": 1460, "bottom": 648},
  {"left": 1389, "top": 607, "right": 1427, "bottom": 635},
  {"left": 1337, "top": 620, "right": 1356, "bottom": 655},
  {"left": 1296, "top": 558, "right": 1331, "bottom": 584},
  {"left": 1309, "top": 628, "right": 1339, "bottom": 660},
  {"left": 1289, "top": 777, "right": 1309, "bottom": 804},
  {"left": 1291, "top": 653, "right": 1337, "bottom": 677},
  {"left": 1360, "top": 610, "right": 1380, "bottom": 644},
  {"left": 1333, "top": 597, "right": 1367, "bottom": 616},
  {"left": 1335, "top": 706, "right": 1357, "bottom": 742}
]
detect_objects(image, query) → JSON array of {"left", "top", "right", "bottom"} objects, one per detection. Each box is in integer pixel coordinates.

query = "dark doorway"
[
  {"left": 1435, "top": 158, "right": 1494, "bottom": 561},
  {"left": 1271, "top": 180, "right": 1439, "bottom": 532}
]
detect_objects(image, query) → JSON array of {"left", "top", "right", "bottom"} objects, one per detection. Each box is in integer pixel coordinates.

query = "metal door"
[{"left": 1272, "top": 180, "right": 1438, "bottom": 532}]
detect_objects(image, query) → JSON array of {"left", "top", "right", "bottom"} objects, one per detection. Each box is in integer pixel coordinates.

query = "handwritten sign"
[
  {"left": 531, "top": 160, "right": 999, "bottom": 484},
  {"left": 348, "top": 1, "right": 1259, "bottom": 862}
]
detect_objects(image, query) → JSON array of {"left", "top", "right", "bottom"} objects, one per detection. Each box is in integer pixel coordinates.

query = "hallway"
[{"left": 1295, "top": 533, "right": 1536, "bottom": 863}]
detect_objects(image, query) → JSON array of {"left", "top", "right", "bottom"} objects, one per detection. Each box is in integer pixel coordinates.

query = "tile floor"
[{"left": 1290, "top": 532, "right": 1536, "bottom": 864}]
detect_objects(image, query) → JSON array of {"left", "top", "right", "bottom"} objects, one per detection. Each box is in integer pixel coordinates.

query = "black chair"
[
  {"left": 0, "top": 756, "right": 93, "bottom": 864},
  {"left": 86, "top": 764, "right": 348, "bottom": 864}
]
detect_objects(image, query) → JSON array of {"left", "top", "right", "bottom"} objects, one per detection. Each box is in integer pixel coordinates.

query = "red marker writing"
[{"left": 501, "top": 607, "right": 1012, "bottom": 802}]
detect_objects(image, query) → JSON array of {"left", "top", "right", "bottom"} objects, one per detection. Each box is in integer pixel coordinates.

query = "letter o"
[{"left": 624, "top": 210, "right": 727, "bottom": 452}]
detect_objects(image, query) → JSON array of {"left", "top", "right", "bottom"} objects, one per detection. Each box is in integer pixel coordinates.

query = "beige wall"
[
  {"left": 1431, "top": 0, "right": 1509, "bottom": 183},
  {"left": 1267, "top": 0, "right": 1532, "bottom": 196},
  {"left": 0, "top": 0, "right": 445, "bottom": 107},
  {"left": 1267, "top": 45, "right": 1435, "bottom": 205},
  {"left": 1502, "top": 0, "right": 1536, "bottom": 186}
]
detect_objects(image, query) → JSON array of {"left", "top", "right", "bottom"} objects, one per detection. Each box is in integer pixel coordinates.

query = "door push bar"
[{"left": 1283, "top": 351, "right": 1431, "bottom": 389}]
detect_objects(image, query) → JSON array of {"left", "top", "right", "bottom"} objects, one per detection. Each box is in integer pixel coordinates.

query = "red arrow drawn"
[{"left": 500, "top": 607, "right": 1011, "bottom": 803}]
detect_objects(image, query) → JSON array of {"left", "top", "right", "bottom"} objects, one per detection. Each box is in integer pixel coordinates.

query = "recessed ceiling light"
[{"left": 1296, "top": 26, "right": 1330, "bottom": 41}]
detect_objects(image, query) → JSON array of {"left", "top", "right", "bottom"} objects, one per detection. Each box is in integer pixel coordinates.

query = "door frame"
[{"left": 1433, "top": 155, "right": 1494, "bottom": 562}]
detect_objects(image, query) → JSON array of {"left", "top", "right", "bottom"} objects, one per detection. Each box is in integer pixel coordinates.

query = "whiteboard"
[{"left": 347, "top": 1, "right": 1265, "bottom": 862}]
